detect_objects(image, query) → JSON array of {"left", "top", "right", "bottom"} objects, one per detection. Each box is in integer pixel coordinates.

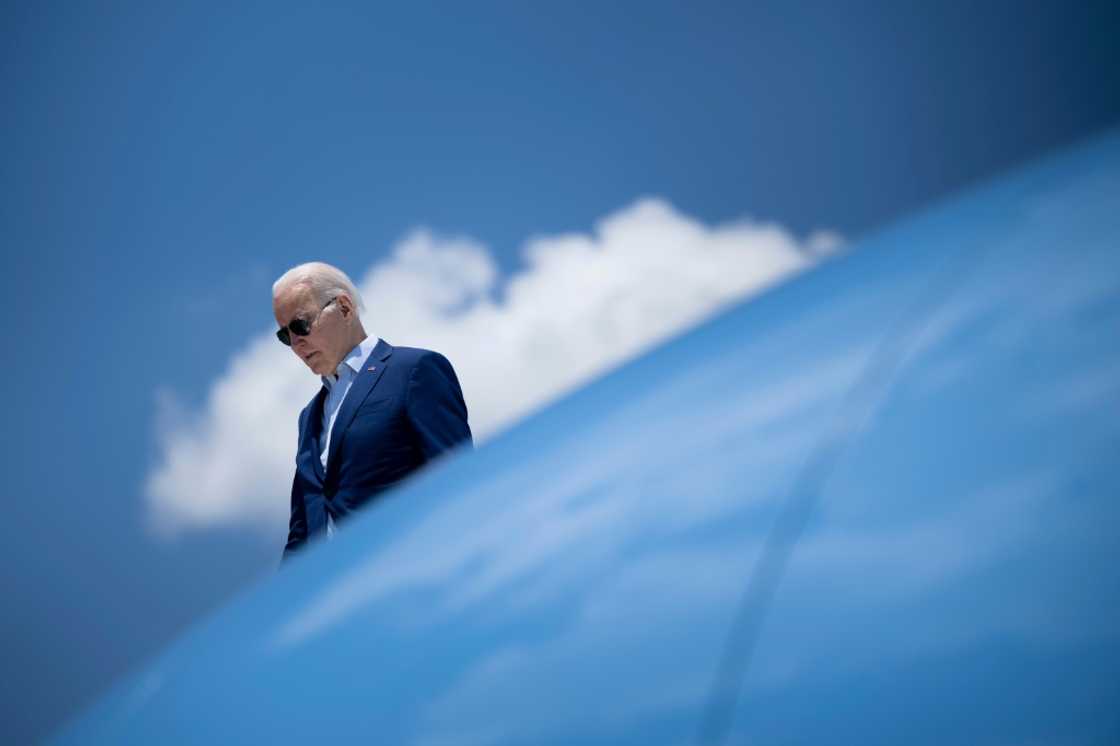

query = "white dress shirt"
[{"left": 320, "top": 334, "right": 379, "bottom": 538}]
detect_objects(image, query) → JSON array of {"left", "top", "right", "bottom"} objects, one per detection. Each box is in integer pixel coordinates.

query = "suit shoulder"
[
  {"left": 391, "top": 345, "right": 451, "bottom": 369},
  {"left": 298, "top": 389, "right": 321, "bottom": 420}
]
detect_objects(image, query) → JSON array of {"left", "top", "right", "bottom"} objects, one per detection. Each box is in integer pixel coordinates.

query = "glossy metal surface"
[{"left": 54, "top": 132, "right": 1120, "bottom": 744}]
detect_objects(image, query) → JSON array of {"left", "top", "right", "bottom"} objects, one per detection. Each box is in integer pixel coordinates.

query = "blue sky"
[{"left": 2, "top": 1, "right": 1118, "bottom": 741}]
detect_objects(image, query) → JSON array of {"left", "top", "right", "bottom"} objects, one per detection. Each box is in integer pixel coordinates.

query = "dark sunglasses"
[{"left": 276, "top": 298, "right": 336, "bottom": 346}]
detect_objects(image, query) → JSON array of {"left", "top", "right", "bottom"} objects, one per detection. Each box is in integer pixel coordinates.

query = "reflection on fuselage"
[{"left": 53, "top": 133, "right": 1120, "bottom": 746}]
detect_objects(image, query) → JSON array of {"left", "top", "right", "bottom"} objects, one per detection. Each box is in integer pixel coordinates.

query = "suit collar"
[
  {"left": 370, "top": 336, "right": 393, "bottom": 363},
  {"left": 321, "top": 334, "right": 380, "bottom": 390}
]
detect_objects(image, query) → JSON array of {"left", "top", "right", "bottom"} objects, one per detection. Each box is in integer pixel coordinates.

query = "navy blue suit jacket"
[{"left": 282, "top": 338, "right": 472, "bottom": 561}]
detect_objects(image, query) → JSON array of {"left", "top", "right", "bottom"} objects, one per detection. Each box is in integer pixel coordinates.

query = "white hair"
[{"left": 272, "top": 261, "right": 366, "bottom": 313}]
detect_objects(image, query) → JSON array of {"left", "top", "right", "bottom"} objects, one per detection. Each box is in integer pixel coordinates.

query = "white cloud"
[{"left": 145, "top": 197, "right": 840, "bottom": 536}]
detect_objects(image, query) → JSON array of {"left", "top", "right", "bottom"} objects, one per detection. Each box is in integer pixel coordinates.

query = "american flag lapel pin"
[{"left": 368, "top": 366, "right": 376, "bottom": 371}]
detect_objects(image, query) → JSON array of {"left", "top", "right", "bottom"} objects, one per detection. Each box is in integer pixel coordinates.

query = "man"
[{"left": 272, "top": 261, "right": 472, "bottom": 562}]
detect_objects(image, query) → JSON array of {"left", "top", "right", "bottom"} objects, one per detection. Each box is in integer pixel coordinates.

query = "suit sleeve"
[
  {"left": 281, "top": 409, "right": 311, "bottom": 565},
  {"left": 406, "top": 351, "right": 473, "bottom": 460}
]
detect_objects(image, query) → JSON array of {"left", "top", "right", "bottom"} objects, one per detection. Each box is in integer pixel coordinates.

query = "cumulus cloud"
[{"left": 145, "top": 197, "right": 840, "bottom": 536}]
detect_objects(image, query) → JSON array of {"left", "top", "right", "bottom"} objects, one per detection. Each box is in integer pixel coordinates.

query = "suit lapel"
[
  {"left": 307, "top": 386, "right": 329, "bottom": 482},
  {"left": 325, "top": 338, "right": 394, "bottom": 483}
]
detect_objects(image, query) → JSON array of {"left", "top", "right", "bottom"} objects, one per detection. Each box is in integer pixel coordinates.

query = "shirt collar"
[{"left": 322, "top": 335, "right": 378, "bottom": 389}]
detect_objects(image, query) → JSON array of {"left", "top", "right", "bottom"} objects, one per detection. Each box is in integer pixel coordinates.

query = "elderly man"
[{"left": 273, "top": 261, "right": 472, "bottom": 562}]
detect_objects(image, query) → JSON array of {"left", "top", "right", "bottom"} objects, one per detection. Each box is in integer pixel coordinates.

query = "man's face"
[{"left": 273, "top": 284, "right": 350, "bottom": 377}]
